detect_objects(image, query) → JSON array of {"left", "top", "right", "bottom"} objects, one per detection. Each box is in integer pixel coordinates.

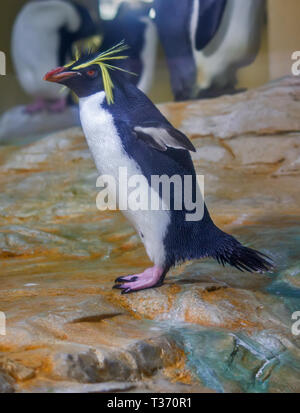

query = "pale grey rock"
[
  {"left": 192, "top": 144, "right": 231, "bottom": 163},
  {"left": 128, "top": 341, "right": 162, "bottom": 377},
  {"left": 0, "top": 371, "right": 15, "bottom": 393},
  {"left": 51, "top": 349, "right": 104, "bottom": 383},
  {"left": 0, "top": 359, "right": 35, "bottom": 381},
  {"left": 0, "top": 105, "right": 80, "bottom": 145},
  {"left": 177, "top": 77, "right": 300, "bottom": 140}
]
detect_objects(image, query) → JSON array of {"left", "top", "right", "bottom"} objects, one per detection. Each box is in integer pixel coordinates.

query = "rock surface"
[
  {"left": 0, "top": 76, "right": 299, "bottom": 393},
  {"left": 0, "top": 105, "right": 80, "bottom": 145}
]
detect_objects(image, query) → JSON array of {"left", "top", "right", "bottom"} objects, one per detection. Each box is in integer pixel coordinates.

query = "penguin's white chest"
[
  {"left": 79, "top": 92, "right": 129, "bottom": 179},
  {"left": 79, "top": 92, "right": 170, "bottom": 267}
]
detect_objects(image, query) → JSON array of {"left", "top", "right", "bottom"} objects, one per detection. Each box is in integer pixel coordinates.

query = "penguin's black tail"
[{"left": 209, "top": 228, "right": 274, "bottom": 273}]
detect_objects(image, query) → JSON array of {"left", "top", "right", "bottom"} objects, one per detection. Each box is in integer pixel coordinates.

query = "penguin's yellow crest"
[{"left": 64, "top": 41, "right": 135, "bottom": 105}]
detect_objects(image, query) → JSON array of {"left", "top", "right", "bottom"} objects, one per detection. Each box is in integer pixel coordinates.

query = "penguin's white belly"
[
  {"left": 12, "top": 32, "right": 63, "bottom": 99},
  {"left": 191, "top": 0, "right": 263, "bottom": 89},
  {"left": 79, "top": 92, "right": 171, "bottom": 267},
  {"left": 12, "top": 25, "right": 64, "bottom": 99}
]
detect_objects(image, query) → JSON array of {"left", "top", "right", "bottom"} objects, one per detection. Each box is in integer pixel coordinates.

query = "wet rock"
[
  {"left": 160, "top": 76, "right": 300, "bottom": 179},
  {"left": 47, "top": 336, "right": 183, "bottom": 385},
  {"left": 279, "top": 263, "right": 300, "bottom": 288},
  {"left": 0, "top": 105, "right": 80, "bottom": 145},
  {"left": 0, "top": 225, "right": 92, "bottom": 258},
  {"left": 51, "top": 349, "right": 105, "bottom": 383},
  {"left": 191, "top": 143, "right": 232, "bottom": 164},
  {"left": 160, "top": 76, "right": 300, "bottom": 140},
  {"left": 0, "top": 77, "right": 299, "bottom": 392},
  {"left": 0, "top": 288, "right": 184, "bottom": 391},
  {"left": 114, "top": 283, "right": 292, "bottom": 334},
  {"left": 227, "top": 135, "right": 300, "bottom": 166},
  {"left": 0, "top": 370, "right": 15, "bottom": 393},
  {"left": 0, "top": 359, "right": 35, "bottom": 382},
  {"left": 166, "top": 327, "right": 300, "bottom": 393},
  {"left": 128, "top": 340, "right": 163, "bottom": 377}
]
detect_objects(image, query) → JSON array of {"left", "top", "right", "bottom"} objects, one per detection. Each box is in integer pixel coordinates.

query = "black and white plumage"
[
  {"left": 44, "top": 47, "right": 273, "bottom": 293},
  {"left": 154, "top": 0, "right": 266, "bottom": 100},
  {"left": 12, "top": 0, "right": 96, "bottom": 113}
]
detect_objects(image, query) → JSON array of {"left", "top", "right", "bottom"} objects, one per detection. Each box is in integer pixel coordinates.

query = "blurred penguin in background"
[
  {"left": 154, "top": 0, "right": 265, "bottom": 101},
  {"left": 12, "top": 0, "right": 96, "bottom": 113},
  {"left": 99, "top": 1, "right": 158, "bottom": 94}
]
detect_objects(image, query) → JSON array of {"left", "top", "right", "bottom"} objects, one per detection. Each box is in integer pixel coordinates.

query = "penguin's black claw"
[
  {"left": 113, "top": 280, "right": 139, "bottom": 294},
  {"left": 112, "top": 282, "right": 133, "bottom": 294},
  {"left": 121, "top": 288, "right": 132, "bottom": 295},
  {"left": 112, "top": 284, "right": 124, "bottom": 290}
]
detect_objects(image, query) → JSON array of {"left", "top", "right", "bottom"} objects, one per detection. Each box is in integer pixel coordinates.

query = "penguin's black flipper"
[{"left": 133, "top": 121, "right": 196, "bottom": 153}]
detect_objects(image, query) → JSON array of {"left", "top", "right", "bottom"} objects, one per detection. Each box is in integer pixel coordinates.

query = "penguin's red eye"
[{"left": 87, "top": 69, "right": 96, "bottom": 77}]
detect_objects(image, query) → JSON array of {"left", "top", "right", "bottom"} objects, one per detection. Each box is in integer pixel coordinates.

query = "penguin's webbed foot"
[{"left": 113, "top": 266, "right": 165, "bottom": 294}]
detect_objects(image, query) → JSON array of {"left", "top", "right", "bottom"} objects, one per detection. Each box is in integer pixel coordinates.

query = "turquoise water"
[
  {"left": 157, "top": 219, "right": 300, "bottom": 392},
  {"left": 167, "top": 326, "right": 300, "bottom": 393}
]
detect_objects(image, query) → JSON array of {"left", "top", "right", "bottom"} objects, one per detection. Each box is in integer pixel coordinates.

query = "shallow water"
[{"left": 145, "top": 218, "right": 300, "bottom": 393}]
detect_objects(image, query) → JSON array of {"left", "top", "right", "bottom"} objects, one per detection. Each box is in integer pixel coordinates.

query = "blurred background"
[{"left": 0, "top": 0, "right": 300, "bottom": 113}]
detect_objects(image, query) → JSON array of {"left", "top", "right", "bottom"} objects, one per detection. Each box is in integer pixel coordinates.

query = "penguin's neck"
[
  {"left": 110, "top": 81, "right": 142, "bottom": 110},
  {"left": 101, "top": 80, "right": 161, "bottom": 125}
]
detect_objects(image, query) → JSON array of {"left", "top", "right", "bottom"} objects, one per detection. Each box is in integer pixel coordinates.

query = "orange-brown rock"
[{"left": 0, "top": 77, "right": 299, "bottom": 392}]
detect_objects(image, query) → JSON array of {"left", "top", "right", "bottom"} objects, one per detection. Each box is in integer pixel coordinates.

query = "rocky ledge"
[{"left": 0, "top": 77, "right": 299, "bottom": 393}]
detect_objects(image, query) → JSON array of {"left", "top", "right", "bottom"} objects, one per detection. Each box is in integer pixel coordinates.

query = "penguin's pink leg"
[
  {"left": 47, "top": 97, "right": 67, "bottom": 113},
  {"left": 114, "top": 266, "right": 165, "bottom": 294},
  {"left": 24, "top": 98, "right": 47, "bottom": 114}
]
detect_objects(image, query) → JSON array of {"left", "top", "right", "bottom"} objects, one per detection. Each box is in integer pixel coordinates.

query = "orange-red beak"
[{"left": 44, "top": 67, "right": 78, "bottom": 83}]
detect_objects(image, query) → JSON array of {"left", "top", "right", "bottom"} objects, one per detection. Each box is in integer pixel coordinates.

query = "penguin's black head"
[
  {"left": 44, "top": 42, "right": 133, "bottom": 102},
  {"left": 44, "top": 63, "right": 103, "bottom": 98}
]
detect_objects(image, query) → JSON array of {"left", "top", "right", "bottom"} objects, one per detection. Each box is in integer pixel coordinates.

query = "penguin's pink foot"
[
  {"left": 114, "top": 266, "right": 165, "bottom": 294},
  {"left": 24, "top": 98, "right": 47, "bottom": 114},
  {"left": 47, "top": 97, "right": 67, "bottom": 113}
]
